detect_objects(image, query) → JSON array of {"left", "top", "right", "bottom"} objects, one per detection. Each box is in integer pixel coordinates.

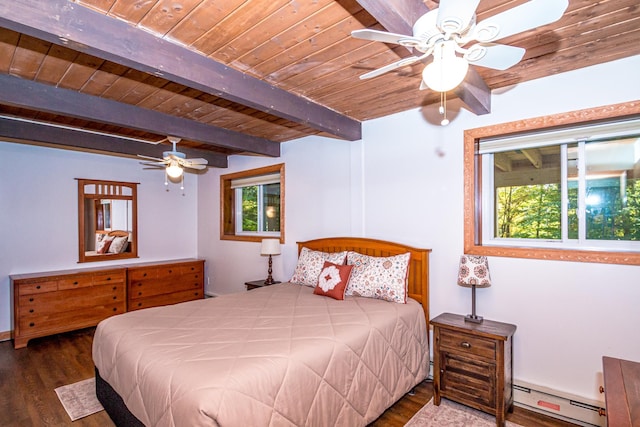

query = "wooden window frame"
[
  {"left": 464, "top": 101, "right": 640, "bottom": 265},
  {"left": 220, "top": 163, "right": 285, "bottom": 243}
]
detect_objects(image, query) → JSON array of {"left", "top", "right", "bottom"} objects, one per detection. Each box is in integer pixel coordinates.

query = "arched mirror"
[{"left": 77, "top": 178, "right": 138, "bottom": 263}]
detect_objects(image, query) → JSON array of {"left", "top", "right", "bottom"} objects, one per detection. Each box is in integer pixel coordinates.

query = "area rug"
[
  {"left": 55, "top": 377, "right": 104, "bottom": 421},
  {"left": 405, "top": 398, "right": 522, "bottom": 427}
]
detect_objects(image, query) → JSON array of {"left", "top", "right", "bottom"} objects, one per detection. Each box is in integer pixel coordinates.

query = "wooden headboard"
[{"left": 297, "top": 237, "right": 431, "bottom": 325}]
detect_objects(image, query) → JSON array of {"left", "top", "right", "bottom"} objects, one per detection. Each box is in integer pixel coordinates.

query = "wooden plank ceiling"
[{"left": 0, "top": 0, "right": 638, "bottom": 168}]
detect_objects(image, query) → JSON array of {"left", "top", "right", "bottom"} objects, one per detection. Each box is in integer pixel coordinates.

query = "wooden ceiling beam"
[
  {"left": 0, "top": 0, "right": 362, "bottom": 141},
  {"left": 0, "top": 74, "right": 280, "bottom": 157},
  {"left": 0, "top": 117, "right": 229, "bottom": 168},
  {"left": 354, "top": 0, "right": 491, "bottom": 115}
]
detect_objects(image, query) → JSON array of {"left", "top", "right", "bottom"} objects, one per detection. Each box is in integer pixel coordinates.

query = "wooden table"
[{"left": 602, "top": 356, "right": 640, "bottom": 426}]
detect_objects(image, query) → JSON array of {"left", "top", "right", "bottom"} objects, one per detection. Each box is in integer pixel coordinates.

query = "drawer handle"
[
  {"left": 73, "top": 281, "right": 79, "bottom": 285},
  {"left": 29, "top": 322, "right": 35, "bottom": 327},
  {"left": 29, "top": 297, "right": 34, "bottom": 302},
  {"left": 143, "top": 273, "right": 147, "bottom": 277},
  {"left": 113, "top": 296, "right": 117, "bottom": 300},
  {"left": 599, "top": 386, "right": 604, "bottom": 393},
  {"left": 169, "top": 269, "right": 173, "bottom": 273},
  {"left": 36, "top": 285, "right": 41, "bottom": 289},
  {"left": 598, "top": 408, "right": 606, "bottom": 417},
  {"left": 461, "top": 342, "right": 472, "bottom": 349},
  {"left": 106, "top": 277, "right": 111, "bottom": 281},
  {"left": 29, "top": 309, "right": 34, "bottom": 313},
  {"left": 113, "top": 307, "right": 117, "bottom": 311},
  {"left": 137, "top": 302, "right": 142, "bottom": 307},
  {"left": 113, "top": 286, "right": 117, "bottom": 290},
  {"left": 138, "top": 292, "right": 142, "bottom": 296}
]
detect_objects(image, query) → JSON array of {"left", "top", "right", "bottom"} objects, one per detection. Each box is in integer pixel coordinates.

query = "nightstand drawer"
[
  {"left": 440, "top": 351, "right": 496, "bottom": 408},
  {"left": 440, "top": 329, "right": 496, "bottom": 360}
]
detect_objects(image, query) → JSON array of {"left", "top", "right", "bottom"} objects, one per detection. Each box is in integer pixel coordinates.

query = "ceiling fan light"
[
  {"left": 166, "top": 162, "right": 184, "bottom": 178},
  {"left": 422, "top": 53, "right": 469, "bottom": 92}
]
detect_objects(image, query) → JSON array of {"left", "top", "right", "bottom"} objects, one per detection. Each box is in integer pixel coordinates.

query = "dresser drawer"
[
  {"left": 180, "top": 262, "right": 203, "bottom": 275},
  {"left": 58, "top": 274, "right": 93, "bottom": 290},
  {"left": 129, "top": 268, "right": 157, "bottom": 281},
  {"left": 17, "top": 280, "right": 58, "bottom": 295},
  {"left": 440, "top": 329, "right": 496, "bottom": 360},
  {"left": 93, "top": 271, "right": 125, "bottom": 285},
  {"left": 128, "top": 288, "right": 203, "bottom": 310}
]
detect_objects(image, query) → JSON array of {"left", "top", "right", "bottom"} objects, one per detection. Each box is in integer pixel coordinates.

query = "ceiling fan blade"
[
  {"left": 184, "top": 158, "right": 208, "bottom": 165},
  {"left": 351, "top": 29, "right": 419, "bottom": 46},
  {"left": 137, "top": 154, "right": 165, "bottom": 162},
  {"left": 140, "top": 162, "right": 166, "bottom": 168},
  {"left": 473, "top": 0, "right": 568, "bottom": 43},
  {"left": 436, "top": 0, "right": 481, "bottom": 34},
  {"left": 184, "top": 163, "right": 208, "bottom": 171},
  {"left": 465, "top": 43, "right": 525, "bottom": 70},
  {"left": 359, "top": 55, "right": 424, "bottom": 80}
]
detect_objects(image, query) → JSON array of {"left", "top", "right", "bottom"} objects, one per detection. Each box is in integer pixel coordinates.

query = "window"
[
  {"left": 220, "top": 164, "right": 284, "bottom": 242},
  {"left": 464, "top": 101, "right": 640, "bottom": 265}
]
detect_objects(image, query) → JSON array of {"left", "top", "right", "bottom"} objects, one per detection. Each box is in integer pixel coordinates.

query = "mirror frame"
[{"left": 77, "top": 178, "right": 138, "bottom": 263}]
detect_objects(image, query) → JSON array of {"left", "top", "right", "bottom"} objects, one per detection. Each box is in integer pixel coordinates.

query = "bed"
[{"left": 93, "top": 237, "right": 431, "bottom": 426}]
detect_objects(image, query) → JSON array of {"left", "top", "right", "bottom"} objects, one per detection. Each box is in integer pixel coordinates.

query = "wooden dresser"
[
  {"left": 11, "top": 266, "right": 126, "bottom": 349},
  {"left": 127, "top": 259, "right": 204, "bottom": 311},
  {"left": 602, "top": 356, "right": 640, "bottom": 426},
  {"left": 431, "top": 312, "right": 517, "bottom": 427},
  {"left": 11, "top": 258, "right": 205, "bottom": 348}
]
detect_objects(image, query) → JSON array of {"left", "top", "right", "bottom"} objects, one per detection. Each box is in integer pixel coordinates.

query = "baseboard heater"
[{"left": 513, "top": 381, "right": 606, "bottom": 427}]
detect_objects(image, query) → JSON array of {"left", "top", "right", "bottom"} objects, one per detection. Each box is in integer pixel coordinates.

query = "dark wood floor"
[{"left": 0, "top": 328, "right": 579, "bottom": 427}]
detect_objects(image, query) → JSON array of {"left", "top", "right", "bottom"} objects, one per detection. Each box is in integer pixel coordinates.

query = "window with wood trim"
[
  {"left": 464, "top": 101, "right": 640, "bottom": 265},
  {"left": 220, "top": 164, "right": 284, "bottom": 243}
]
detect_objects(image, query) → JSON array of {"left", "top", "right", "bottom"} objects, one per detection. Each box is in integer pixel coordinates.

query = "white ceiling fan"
[
  {"left": 351, "top": 0, "right": 569, "bottom": 92},
  {"left": 138, "top": 136, "right": 208, "bottom": 179}
]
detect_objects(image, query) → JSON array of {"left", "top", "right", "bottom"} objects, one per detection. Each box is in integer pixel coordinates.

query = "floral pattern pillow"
[
  {"left": 290, "top": 248, "right": 347, "bottom": 287},
  {"left": 346, "top": 251, "right": 411, "bottom": 303},
  {"left": 314, "top": 261, "right": 353, "bottom": 300},
  {"left": 108, "top": 235, "right": 129, "bottom": 254}
]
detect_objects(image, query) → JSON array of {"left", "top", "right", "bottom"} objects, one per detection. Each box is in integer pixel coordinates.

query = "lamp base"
[
  {"left": 464, "top": 314, "right": 484, "bottom": 323},
  {"left": 264, "top": 277, "right": 275, "bottom": 285}
]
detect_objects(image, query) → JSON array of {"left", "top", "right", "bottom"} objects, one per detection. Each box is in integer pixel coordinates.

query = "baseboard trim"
[{"left": 0, "top": 330, "right": 12, "bottom": 342}]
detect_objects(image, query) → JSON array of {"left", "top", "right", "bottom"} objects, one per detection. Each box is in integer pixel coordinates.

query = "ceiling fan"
[
  {"left": 351, "top": 0, "right": 569, "bottom": 93},
  {"left": 138, "top": 136, "right": 208, "bottom": 179}
]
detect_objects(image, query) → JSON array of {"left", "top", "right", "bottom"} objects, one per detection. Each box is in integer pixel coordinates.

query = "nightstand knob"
[
  {"left": 461, "top": 342, "right": 472, "bottom": 349},
  {"left": 599, "top": 386, "right": 604, "bottom": 393}
]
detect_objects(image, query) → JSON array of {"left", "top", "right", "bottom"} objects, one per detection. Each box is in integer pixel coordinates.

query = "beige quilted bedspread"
[{"left": 93, "top": 282, "right": 429, "bottom": 426}]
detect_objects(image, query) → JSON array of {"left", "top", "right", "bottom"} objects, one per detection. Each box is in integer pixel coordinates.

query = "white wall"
[
  {"left": 197, "top": 137, "right": 357, "bottom": 295},
  {"left": 197, "top": 55, "right": 640, "bottom": 403},
  {"left": 0, "top": 142, "right": 200, "bottom": 333},
  {"left": 361, "top": 55, "right": 640, "bottom": 402}
]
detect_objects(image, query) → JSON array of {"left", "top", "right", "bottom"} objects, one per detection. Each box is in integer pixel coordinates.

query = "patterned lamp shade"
[{"left": 457, "top": 255, "right": 491, "bottom": 288}]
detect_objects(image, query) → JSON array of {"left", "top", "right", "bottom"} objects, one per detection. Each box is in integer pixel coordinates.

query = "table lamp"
[
  {"left": 261, "top": 238, "right": 281, "bottom": 285},
  {"left": 457, "top": 255, "right": 492, "bottom": 323}
]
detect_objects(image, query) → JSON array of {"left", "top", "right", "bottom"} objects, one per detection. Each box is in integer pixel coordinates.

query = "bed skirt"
[{"left": 95, "top": 367, "right": 144, "bottom": 427}]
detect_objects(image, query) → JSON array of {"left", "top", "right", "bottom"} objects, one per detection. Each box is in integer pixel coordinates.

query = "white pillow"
[
  {"left": 290, "top": 248, "right": 347, "bottom": 287},
  {"left": 108, "top": 235, "right": 128, "bottom": 254},
  {"left": 346, "top": 251, "right": 411, "bottom": 303}
]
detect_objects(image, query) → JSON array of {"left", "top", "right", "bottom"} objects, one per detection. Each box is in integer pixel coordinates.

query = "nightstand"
[
  {"left": 431, "top": 312, "right": 517, "bottom": 427},
  {"left": 245, "top": 280, "right": 281, "bottom": 291}
]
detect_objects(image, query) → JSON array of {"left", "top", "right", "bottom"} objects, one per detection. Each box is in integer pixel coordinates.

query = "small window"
[
  {"left": 464, "top": 102, "right": 640, "bottom": 265},
  {"left": 221, "top": 164, "right": 284, "bottom": 242}
]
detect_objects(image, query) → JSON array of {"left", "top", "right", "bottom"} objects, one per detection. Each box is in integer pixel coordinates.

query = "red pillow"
[
  {"left": 96, "top": 239, "right": 112, "bottom": 254},
  {"left": 314, "top": 261, "right": 353, "bottom": 300}
]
